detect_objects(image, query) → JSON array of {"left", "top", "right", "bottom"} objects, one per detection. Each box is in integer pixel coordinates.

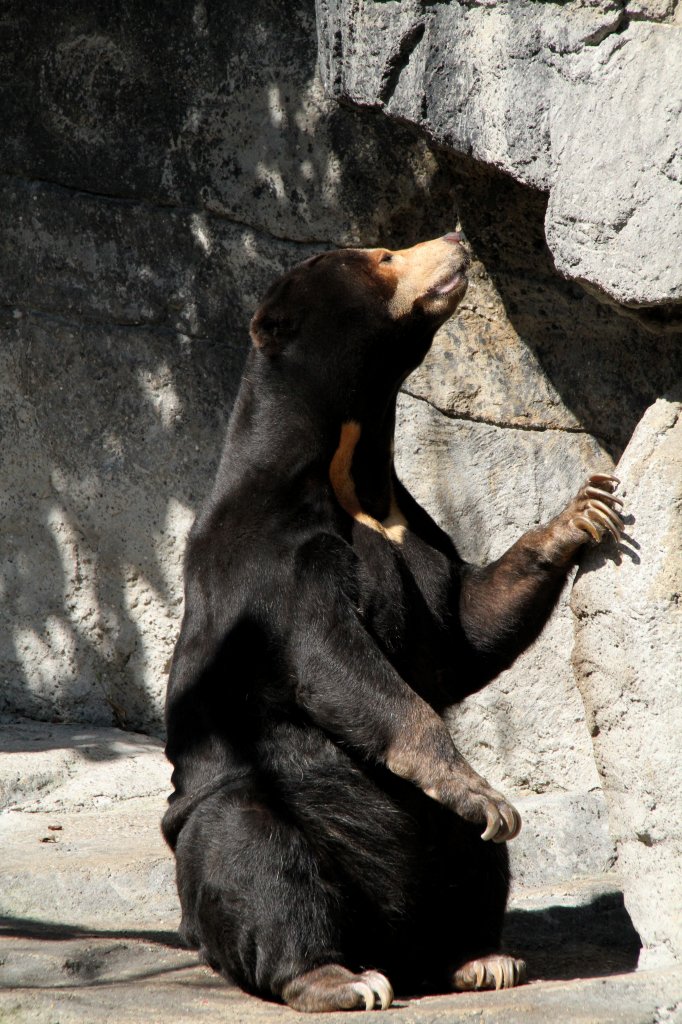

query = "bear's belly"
[{"left": 256, "top": 717, "right": 440, "bottom": 902}]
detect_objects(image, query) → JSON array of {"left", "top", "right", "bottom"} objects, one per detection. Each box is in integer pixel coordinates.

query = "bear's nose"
[{"left": 443, "top": 231, "right": 463, "bottom": 245}]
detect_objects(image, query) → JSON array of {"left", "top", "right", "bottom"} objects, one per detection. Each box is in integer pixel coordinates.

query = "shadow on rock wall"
[
  {"left": 0, "top": 0, "right": 461, "bottom": 735},
  {"left": 407, "top": 154, "right": 682, "bottom": 461}
]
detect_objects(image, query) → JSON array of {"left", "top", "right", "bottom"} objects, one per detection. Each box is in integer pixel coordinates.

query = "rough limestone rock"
[
  {"left": 571, "top": 400, "right": 682, "bottom": 967},
  {"left": 0, "top": 719, "right": 178, "bottom": 930},
  {"left": 0, "top": 0, "right": 461, "bottom": 734},
  {"left": 401, "top": 161, "right": 682, "bottom": 455},
  {"left": 0, "top": 1, "right": 456, "bottom": 249},
  {"left": 3, "top": 1, "right": 682, "bottom": 1009},
  {"left": 316, "top": 0, "right": 682, "bottom": 319}
]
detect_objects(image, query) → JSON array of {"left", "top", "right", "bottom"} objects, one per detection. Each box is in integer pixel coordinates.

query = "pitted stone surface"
[
  {"left": 3, "top": 0, "right": 680, "bottom": 744},
  {"left": 1, "top": 1, "right": 681, "bottom": 990},
  {"left": 0, "top": 720, "right": 178, "bottom": 930},
  {"left": 396, "top": 391, "right": 611, "bottom": 802}
]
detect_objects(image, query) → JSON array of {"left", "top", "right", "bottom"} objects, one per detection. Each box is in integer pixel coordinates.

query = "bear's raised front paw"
[
  {"left": 452, "top": 953, "right": 527, "bottom": 991},
  {"left": 570, "top": 473, "right": 624, "bottom": 545}
]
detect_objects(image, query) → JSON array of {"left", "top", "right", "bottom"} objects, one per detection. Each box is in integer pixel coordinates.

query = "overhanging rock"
[{"left": 316, "top": 0, "right": 682, "bottom": 323}]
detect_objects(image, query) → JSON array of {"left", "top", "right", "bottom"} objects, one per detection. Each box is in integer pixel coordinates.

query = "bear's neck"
[{"left": 217, "top": 356, "right": 399, "bottom": 525}]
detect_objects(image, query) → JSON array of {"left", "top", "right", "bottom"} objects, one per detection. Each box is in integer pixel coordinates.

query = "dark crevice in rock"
[
  {"left": 583, "top": 5, "right": 628, "bottom": 46},
  {"left": 401, "top": 386, "right": 592, "bottom": 437},
  {"left": 626, "top": 0, "right": 680, "bottom": 22},
  {"left": 579, "top": 281, "right": 682, "bottom": 334},
  {"left": 377, "top": 21, "right": 426, "bottom": 106},
  {"left": 439, "top": 153, "right": 682, "bottom": 458},
  {"left": 504, "top": 890, "right": 641, "bottom": 981}
]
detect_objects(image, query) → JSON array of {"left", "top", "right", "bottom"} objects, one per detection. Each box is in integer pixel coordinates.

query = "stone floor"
[{"left": 1, "top": 719, "right": 681, "bottom": 1023}]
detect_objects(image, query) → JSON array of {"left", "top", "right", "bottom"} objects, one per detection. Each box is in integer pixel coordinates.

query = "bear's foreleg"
[
  {"left": 458, "top": 474, "right": 624, "bottom": 687},
  {"left": 292, "top": 554, "right": 521, "bottom": 843}
]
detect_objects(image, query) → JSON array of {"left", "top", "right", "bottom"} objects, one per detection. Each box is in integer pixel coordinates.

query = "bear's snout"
[{"left": 383, "top": 235, "right": 469, "bottom": 321}]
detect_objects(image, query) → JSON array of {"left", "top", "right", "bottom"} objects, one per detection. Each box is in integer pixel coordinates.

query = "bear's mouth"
[
  {"left": 429, "top": 248, "right": 470, "bottom": 298},
  {"left": 433, "top": 271, "right": 467, "bottom": 296}
]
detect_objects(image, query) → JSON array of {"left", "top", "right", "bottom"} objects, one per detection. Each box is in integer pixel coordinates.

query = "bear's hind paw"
[
  {"left": 282, "top": 964, "right": 394, "bottom": 1012},
  {"left": 451, "top": 953, "right": 526, "bottom": 992}
]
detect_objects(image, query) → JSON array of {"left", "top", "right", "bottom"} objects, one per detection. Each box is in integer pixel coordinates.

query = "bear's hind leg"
[
  {"left": 412, "top": 815, "right": 527, "bottom": 995},
  {"left": 175, "top": 792, "right": 353, "bottom": 1003}
]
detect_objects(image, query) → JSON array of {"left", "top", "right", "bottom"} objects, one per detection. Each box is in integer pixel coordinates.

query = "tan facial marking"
[{"left": 370, "top": 237, "right": 468, "bottom": 320}]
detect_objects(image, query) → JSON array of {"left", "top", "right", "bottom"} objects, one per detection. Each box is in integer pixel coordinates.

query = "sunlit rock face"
[
  {"left": 0, "top": 0, "right": 458, "bottom": 734},
  {"left": 572, "top": 400, "right": 682, "bottom": 967}
]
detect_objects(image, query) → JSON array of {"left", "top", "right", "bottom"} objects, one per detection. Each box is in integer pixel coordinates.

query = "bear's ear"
[{"left": 249, "top": 309, "right": 299, "bottom": 355}]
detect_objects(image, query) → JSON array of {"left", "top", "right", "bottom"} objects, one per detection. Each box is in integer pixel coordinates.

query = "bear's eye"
[{"left": 380, "top": 253, "right": 393, "bottom": 264}]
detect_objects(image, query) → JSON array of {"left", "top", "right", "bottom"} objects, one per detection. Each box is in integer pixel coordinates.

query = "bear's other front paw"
[
  {"left": 570, "top": 473, "right": 624, "bottom": 545},
  {"left": 441, "top": 781, "right": 522, "bottom": 843},
  {"left": 477, "top": 786, "right": 522, "bottom": 844}
]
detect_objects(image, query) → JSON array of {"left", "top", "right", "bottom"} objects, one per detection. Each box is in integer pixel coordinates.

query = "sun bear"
[{"left": 162, "top": 234, "right": 624, "bottom": 1012}]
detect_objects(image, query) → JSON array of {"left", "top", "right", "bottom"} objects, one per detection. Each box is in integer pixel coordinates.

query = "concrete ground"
[{"left": 1, "top": 719, "right": 681, "bottom": 1024}]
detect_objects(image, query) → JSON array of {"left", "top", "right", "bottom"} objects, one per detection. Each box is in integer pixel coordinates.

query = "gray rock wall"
[{"left": 1, "top": 0, "right": 681, "bottom": 942}]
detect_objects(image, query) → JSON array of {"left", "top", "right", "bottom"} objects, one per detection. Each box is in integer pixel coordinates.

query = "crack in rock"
[
  {"left": 378, "top": 21, "right": 426, "bottom": 105},
  {"left": 401, "top": 386, "right": 590, "bottom": 435}
]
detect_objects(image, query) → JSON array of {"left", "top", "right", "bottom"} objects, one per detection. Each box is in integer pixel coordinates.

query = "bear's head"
[{"left": 249, "top": 234, "right": 469, "bottom": 419}]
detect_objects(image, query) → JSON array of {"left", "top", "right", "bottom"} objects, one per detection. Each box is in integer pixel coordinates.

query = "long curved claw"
[
  {"left": 571, "top": 473, "right": 626, "bottom": 547},
  {"left": 493, "top": 803, "right": 516, "bottom": 843},
  {"left": 585, "top": 486, "right": 624, "bottom": 508},
  {"left": 588, "top": 473, "right": 620, "bottom": 490},
  {"left": 589, "top": 507, "right": 622, "bottom": 542},
  {"left": 587, "top": 498, "right": 624, "bottom": 529},
  {"left": 362, "top": 972, "right": 393, "bottom": 1011},
  {"left": 574, "top": 514, "right": 601, "bottom": 543},
  {"left": 506, "top": 804, "right": 522, "bottom": 841},
  {"left": 481, "top": 806, "right": 501, "bottom": 842},
  {"left": 452, "top": 955, "right": 528, "bottom": 992},
  {"left": 491, "top": 962, "right": 504, "bottom": 990},
  {"left": 352, "top": 982, "right": 376, "bottom": 1011}
]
